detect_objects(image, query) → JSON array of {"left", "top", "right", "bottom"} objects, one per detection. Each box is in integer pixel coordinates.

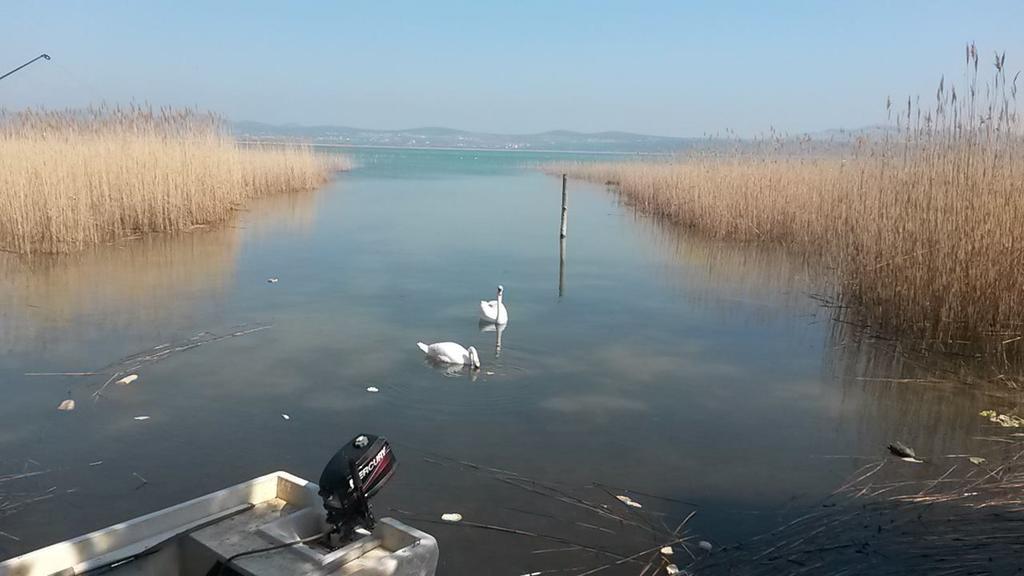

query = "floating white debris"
[
  {"left": 485, "top": 371, "right": 495, "bottom": 376},
  {"left": 698, "top": 540, "right": 713, "bottom": 552},
  {"left": 366, "top": 387, "right": 380, "bottom": 393},
  {"left": 900, "top": 457, "right": 925, "bottom": 464},
  {"left": 281, "top": 414, "right": 291, "bottom": 420},
  {"left": 89, "top": 461, "right": 103, "bottom": 466},
  {"left": 666, "top": 564, "right": 680, "bottom": 575},
  {"left": 968, "top": 456, "right": 986, "bottom": 465},
  {"left": 614, "top": 494, "right": 644, "bottom": 508},
  {"left": 116, "top": 374, "right": 138, "bottom": 386},
  {"left": 660, "top": 546, "right": 673, "bottom": 556},
  {"left": 133, "top": 416, "right": 150, "bottom": 421},
  {"left": 267, "top": 278, "right": 279, "bottom": 284},
  {"left": 441, "top": 513, "right": 462, "bottom": 522},
  {"left": 57, "top": 399, "right": 75, "bottom": 411}
]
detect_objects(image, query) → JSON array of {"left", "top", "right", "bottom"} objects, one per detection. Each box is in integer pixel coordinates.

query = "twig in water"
[
  {"left": 408, "top": 517, "right": 639, "bottom": 565},
  {"left": 24, "top": 372, "right": 98, "bottom": 377},
  {"left": 573, "top": 536, "right": 690, "bottom": 576},
  {"left": 831, "top": 460, "right": 886, "bottom": 496},
  {"left": 531, "top": 546, "right": 582, "bottom": 555},
  {"left": 0, "top": 470, "right": 49, "bottom": 483},
  {"left": 588, "top": 482, "right": 698, "bottom": 507},
  {"left": 919, "top": 465, "right": 958, "bottom": 496},
  {"left": 92, "top": 372, "right": 122, "bottom": 400}
]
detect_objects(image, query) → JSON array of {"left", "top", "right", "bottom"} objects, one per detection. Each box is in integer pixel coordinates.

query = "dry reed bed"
[
  {"left": 0, "top": 106, "right": 346, "bottom": 254},
  {"left": 556, "top": 48, "right": 1024, "bottom": 348}
]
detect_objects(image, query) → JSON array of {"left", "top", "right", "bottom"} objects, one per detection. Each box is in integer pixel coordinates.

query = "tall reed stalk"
[
  {"left": 0, "top": 105, "right": 345, "bottom": 254},
  {"left": 556, "top": 45, "right": 1024, "bottom": 347}
]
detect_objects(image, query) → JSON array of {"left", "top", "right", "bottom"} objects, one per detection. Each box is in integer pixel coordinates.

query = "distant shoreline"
[{"left": 236, "top": 140, "right": 676, "bottom": 156}]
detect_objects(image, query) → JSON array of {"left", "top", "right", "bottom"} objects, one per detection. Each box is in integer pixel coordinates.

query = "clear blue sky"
[{"left": 3, "top": 1, "right": 1023, "bottom": 136}]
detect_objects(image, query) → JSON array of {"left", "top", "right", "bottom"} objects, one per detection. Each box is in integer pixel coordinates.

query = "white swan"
[
  {"left": 479, "top": 285, "right": 508, "bottom": 324},
  {"left": 417, "top": 341, "right": 480, "bottom": 369}
]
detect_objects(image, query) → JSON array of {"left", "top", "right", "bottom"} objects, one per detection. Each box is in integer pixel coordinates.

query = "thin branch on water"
[
  {"left": 0, "top": 470, "right": 49, "bottom": 483},
  {"left": 407, "top": 517, "right": 641, "bottom": 565},
  {"left": 23, "top": 372, "right": 98, "bottom": 377},
  {"left": 572, "top": 536, "right": 690, "bottom": 576}
]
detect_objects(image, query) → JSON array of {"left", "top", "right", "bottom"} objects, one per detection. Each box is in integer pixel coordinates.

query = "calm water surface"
[{"left": 0, "top": 148, "right": 1009, "bottom": 573}]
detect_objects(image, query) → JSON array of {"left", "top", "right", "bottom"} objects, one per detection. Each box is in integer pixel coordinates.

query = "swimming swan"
[
  {"left": 479, "top": 284, "right": 508, "bottom": 324},
  {"left": 417, "top": 341, "right": 481, "bottom": 369}
]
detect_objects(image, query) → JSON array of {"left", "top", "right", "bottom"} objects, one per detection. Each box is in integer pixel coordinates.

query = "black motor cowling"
[{"left": 318, "top": 434, "right": 396, "bottom": 540}]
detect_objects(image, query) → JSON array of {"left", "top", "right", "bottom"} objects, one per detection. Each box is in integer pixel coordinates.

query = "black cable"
[
  {"left": 222, "top": 530, "right": 329, "bottom": 567},
  {"left": 76, "top": 503, "right": 256, "bottom": 576}
]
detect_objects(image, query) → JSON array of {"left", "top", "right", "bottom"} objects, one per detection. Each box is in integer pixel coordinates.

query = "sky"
[{"left": 3, "top": 1, "right": 1024, "bottom": 137}]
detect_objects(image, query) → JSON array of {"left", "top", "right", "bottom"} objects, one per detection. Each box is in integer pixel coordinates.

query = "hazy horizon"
[{"left": 4, "top": 1, "right": 1024, "bottom": 138}]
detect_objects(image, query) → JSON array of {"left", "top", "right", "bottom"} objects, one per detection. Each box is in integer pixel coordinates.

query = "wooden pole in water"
[
  {"left": 559, "top": 174, "right": 568, "bottom": 239},
  {"left": 558, "top": 174, "right": 567, "bottom": 297}
]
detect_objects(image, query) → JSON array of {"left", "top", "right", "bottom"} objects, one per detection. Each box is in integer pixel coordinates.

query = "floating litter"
[
  {"left": 133, "top": 416, "right": 150, "bottom": 421},
  {"left": 57, "top": 399, "right": 75, "bottom": 411},
  {"left": 485, "top": 371, "right": 495, "bottom": 375},
  {"left": 281, "top": 414, "right": 291, "bottom": 420},
  {"left": 698, "top": 540, "right": 713, "bottom": 552},
  {"left": 89, "top": 461, "right": 103, "bottom": 466},
  {"left": 615, "top": 495, "right": 643, "bottom": 508},
  {"left": 267, "top": 278, "right": 279, "bottom": 284},
  {"left": 660, "top": 546, "right": 673, "bottom": 556},
  {"left": 979, "top": 409, "right": 1024, "bottom": 427},
  {"left": 968, "top": 456, "right": 986, "bottom": 465},
  {"left": 441, "top": 513, "right": 462, "bottom": 522},
  {"left": 666, "top": 565, "right": 680, "bottom": 575},
  {"left": 366, "top": 387, "right": 379, "bottom": 393},
  {"left": 116, "top": 374, "right": 138, "bottom": 386}
]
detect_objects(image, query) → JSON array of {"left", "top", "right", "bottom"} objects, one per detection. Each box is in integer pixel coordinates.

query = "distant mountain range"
[
  {"left": 231, "top": 121, "right": 897, "bottom": 154},
  {"left": 231, "top": 121, "right": 701, "bottom": 154}
]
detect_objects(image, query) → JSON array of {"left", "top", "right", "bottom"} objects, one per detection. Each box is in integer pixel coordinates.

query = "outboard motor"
[{"left": 318, "top": 434, "right": 397, "bottom": 544}]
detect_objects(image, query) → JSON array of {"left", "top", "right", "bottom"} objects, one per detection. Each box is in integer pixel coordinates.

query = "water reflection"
[
  {"left": 635, "top": 193, "right": 1024, "bottom": 490},
  {"left": 0, "top": 229, "right": 238, "bottom": 353},
  {"left": 238, "top": 187, "right": 321, "bottom": 238},
  {"left": 826, "top": 319, "right": 1024, "bottom": 469},
  {"left": 558, "top": 237, "right": 566, "bottom": 298},
  {"left": 640, "top": 214, "right": 826, "bottom": 319},
  {"left": 478, "top": 320, "right": 505, "bottom": 357},
  {"left": 422, "top": 357, "right": 480, "bottom": 381},
  {"left": 0, "top": 189, "right": 321, "bottom": 356}
]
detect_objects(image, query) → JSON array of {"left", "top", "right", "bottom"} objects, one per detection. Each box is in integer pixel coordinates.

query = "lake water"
[{"left": 0, "top": 148, "right": 1011, "bottom": 574}]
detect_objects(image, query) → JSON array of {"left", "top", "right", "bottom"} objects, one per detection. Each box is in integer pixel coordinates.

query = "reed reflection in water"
[{"left": 0, "top": 187, "right": 322, "bottom": 355}]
